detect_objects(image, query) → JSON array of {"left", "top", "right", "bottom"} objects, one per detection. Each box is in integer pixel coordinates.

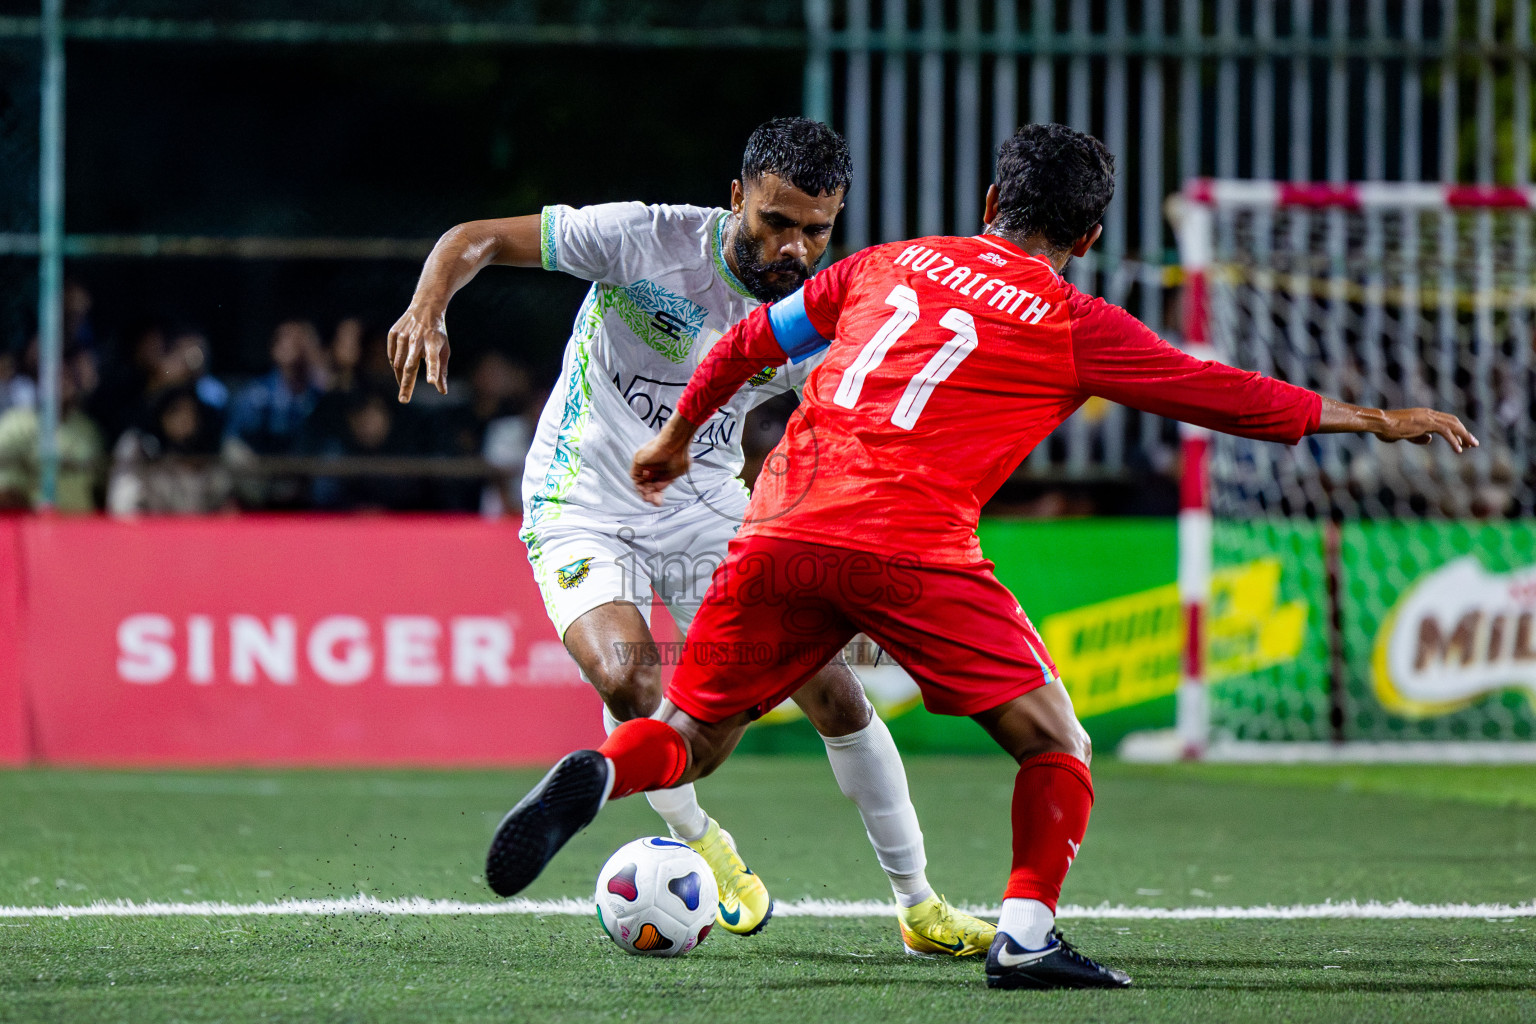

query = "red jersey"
[{"left": 675, "top": 233, "right": 1321, "bottom": 565}]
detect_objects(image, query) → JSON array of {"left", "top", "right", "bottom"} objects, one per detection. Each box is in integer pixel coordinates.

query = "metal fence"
[
  {"left": 804, "top": 0, "right": 1536, "bottom": 484},
  {"left": 5, "top": 1, "right": 1536, "bottom": 504}
]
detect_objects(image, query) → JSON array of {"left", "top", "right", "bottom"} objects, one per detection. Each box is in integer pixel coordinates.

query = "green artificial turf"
[{"left": 1, "top": 757, "right": 1534, "bottom": 1022}]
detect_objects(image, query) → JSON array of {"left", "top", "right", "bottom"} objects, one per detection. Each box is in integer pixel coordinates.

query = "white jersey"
[{"left": 521, "top": 202, "right": 811, "bottom": 528}]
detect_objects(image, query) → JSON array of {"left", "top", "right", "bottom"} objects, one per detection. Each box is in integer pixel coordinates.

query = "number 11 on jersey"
[{"left": 832, "top": 285, "right": 980, "bottom": 430}]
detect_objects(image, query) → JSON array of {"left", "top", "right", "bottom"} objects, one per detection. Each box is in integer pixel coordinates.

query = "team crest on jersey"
[
  {"left": 747, "top": 366, "right": 778, "bottom": 387},
  {"left": 557, "top": 557, "right": 594, "bottom": 589},
  {"left": 978, "top": 251, "right": 1009, "bottom": 267}
]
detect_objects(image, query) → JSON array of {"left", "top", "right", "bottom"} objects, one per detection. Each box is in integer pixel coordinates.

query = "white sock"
[
  {"left": 997, "top": 898, "right": 1055, "bottom": 950},
  {"left": 602, "top": 706, "right": 709, "bottom": 842},
  {"left": 819, "top": 712, "right": 932, "bottom": 906}
]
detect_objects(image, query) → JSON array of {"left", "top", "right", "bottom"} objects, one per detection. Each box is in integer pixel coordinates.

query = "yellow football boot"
[
  {"left": 898, "top": 894, "right": 997, "bottom": 957},
  {"left": 681, "top": 818, "right": 774, "bottom": 935}
]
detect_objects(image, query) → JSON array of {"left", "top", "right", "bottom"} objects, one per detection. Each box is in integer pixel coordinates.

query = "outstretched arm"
[
  {"left": 388, "top": 216, "right": 542, "bottom": 402},
  {"left": 1067, "top": 288, "right": 1477, "bottom": 451}
]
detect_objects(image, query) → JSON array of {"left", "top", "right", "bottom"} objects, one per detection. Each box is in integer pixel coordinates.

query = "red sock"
[
  {"left": 1004, "top": 752, "right": 1094, "bottom": 913},
  {"left": 596, "top": 719, "right": 689, "bottom": 799}
]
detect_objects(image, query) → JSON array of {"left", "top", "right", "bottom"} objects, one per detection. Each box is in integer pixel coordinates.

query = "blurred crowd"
[{"left": 0, "top": 282, "right": 540, "bottom": 516}]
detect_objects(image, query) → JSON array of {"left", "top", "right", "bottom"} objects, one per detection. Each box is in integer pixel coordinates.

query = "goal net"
[{"left": 1169, "top": 179, "right": 1536, "bottom": 760}]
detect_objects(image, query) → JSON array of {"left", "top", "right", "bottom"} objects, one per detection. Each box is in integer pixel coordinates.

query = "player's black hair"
[
  {"left": 740, "top": 117, "right": 852, "bottom": 198},
  {"left": 992, "top": 123, "right": 1115, "bottom": 251}
]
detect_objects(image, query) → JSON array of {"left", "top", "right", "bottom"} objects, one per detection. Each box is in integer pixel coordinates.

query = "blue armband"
[{"left": 767, "top": 288, "right": 831, "bottom": 363}]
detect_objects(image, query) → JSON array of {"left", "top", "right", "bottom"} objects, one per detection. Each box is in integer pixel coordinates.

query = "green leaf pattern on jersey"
[
  {"left": 522, "top": 291, "right": 598, "bottom": 624},
  {"left": 539, "top": 206, "right": 560, "bottom": 272},
  {"left": 585, "top": 279, "right": 707, "bottom": 364}
]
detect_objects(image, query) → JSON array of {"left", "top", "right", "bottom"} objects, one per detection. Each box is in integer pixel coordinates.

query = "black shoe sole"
[
  {"left": 485, "top": 750, "right": 609, "bottom": 898},
  {"left": 986, "top": 970, "right": 1133, "bottom": 991}
]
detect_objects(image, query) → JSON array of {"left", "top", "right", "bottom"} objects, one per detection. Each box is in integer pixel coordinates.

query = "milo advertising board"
[{"left": 1341, "top": 521, "right": 1536, "bottom": 741}]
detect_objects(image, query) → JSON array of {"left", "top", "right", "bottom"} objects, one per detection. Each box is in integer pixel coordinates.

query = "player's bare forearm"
[
  {"left": 1314, "top": 396, "right": 1479, "bottom": 452},
  {"left": 631, "top": 414, "right": 698, "bottom": 505},
  {"left": 410, "top": 216, "right": 543, "bottom": 308},
  {"left": 388, "top": 215, "right": 543, "bottom": 402}
]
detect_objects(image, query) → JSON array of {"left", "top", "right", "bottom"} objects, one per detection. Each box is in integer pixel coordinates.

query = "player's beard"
[{"left": 731, "top": 223, "right": 813, "bottom": 303}]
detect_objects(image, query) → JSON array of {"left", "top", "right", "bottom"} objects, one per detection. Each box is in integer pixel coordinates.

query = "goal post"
[{"left": 1160, "top": 178, "right": 1536, "bottom": 762}]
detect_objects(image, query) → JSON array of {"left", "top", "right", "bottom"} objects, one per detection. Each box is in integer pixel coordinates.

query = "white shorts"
[{"left": 521, "top": 482, "right": 749, "bottom": 640}]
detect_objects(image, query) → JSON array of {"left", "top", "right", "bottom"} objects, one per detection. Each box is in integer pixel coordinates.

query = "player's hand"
[
  {"left": 1370, "top": 408, "right": 1479, "bottom": 453},
  {"left": 387, "top": 304, "right": 451, "bottom": 402},
  {"left": 631, "top": 436, "right": 691, "bottom": 506}
]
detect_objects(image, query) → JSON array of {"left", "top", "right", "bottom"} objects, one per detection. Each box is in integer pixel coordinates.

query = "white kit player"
[{"left": 388, "top": 118, "right": 994, "bottom": 954}]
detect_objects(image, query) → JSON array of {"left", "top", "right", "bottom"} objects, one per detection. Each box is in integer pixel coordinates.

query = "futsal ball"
[{"left": 594, "top": 837, "right": 718, "bottom": 957}]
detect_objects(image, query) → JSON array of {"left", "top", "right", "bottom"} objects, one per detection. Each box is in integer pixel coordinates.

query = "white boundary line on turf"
[
  {"left": 2, "top": 895, "right": 1534, "bottom": 920},
  {"left": 1119, "top": 731, "right": 1536, "bottom": 764}
]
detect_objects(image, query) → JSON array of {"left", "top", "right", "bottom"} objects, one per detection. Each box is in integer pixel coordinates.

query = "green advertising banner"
[
  {"left": 1339, "top": 521, "right": 1536, "bottom": 741},
  {"left": 1207, "top": 520, "right": 1331, "bottom": 741}
]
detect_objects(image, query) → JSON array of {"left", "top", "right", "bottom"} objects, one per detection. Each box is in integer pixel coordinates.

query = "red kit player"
[{"left": 484, "top": 124, "right": 1476, "bottom": 990}]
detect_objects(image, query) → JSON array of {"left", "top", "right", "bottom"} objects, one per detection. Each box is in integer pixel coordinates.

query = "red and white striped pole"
[
  {"left": 1175, "top": 183, "right": 1215, "bottom": 759},
  {"left": 1169, "top": 178, "right": 1536, "bottom": 759}
]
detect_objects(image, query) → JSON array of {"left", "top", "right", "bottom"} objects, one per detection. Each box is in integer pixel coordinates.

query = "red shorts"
[{"left": 665, "top": 534, "right": 1061, "bottom": 724}]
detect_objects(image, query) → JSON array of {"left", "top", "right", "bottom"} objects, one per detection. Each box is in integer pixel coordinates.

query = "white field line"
[{"left": 1, "top": 895, "right": 1534, "bottom": 921}]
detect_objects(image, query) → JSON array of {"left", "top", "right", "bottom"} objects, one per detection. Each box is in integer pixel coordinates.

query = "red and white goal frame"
[{"left": 1159, "top": 178, "right": 1536, "bottom": 763}]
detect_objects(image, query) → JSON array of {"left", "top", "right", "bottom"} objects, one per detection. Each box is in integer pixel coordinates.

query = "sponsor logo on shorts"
[
  {"left": 747, "top": 366, "right": 778, "bottom": 386},
  {"left": 557, "top": 557, "right": 594, "bottom": 590}
]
